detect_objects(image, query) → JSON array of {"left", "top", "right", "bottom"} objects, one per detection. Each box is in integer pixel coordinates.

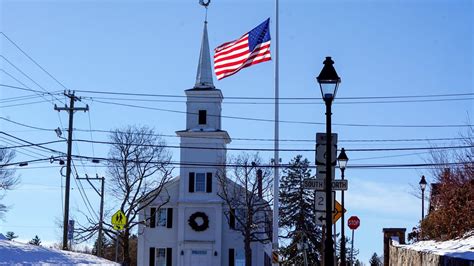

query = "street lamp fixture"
[
  {"left": 317, "top": 56, "right": 341, "bottom": 266},
  {"left": 317, "top": 57, "right": 341, "bottom": 102},
  {"left": 337, "top": 148, "right": 349, "bottom": 266},
  {"left": 337, "top": 148, "right": 348, "bottom": 170},
  {"left": 419, "top": 175, "right": 427, "bottom": 191}
]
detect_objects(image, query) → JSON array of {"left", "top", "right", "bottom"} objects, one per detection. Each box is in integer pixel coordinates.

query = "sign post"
[
  {"left": 111, "top": 210, "right": 127, "bottom": 263},
  {"left": 348, "top": 216, "right": 360, "bottom": 265}
]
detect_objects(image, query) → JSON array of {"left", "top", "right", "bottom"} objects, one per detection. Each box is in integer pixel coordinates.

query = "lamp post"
[
  {"left": 337, "top": 148, "right": 348, "bottom": 266},
  {"left": 419, "top": 175, "right": 427, "bottom": 221},
  {"left": 317, "top": 56, "right": 341, "bottom": 266}
]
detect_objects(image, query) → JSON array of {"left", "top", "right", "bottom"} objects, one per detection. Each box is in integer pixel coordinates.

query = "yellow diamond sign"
[
  {"left": 111, "top": 210, "right": 127, "bottom": 230},
  {"left": 332, "top": 200, "right": 346, "bottom": 224}
]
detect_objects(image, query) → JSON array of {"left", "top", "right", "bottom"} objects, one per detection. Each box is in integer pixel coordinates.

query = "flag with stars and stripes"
[{"left": 214, "top": 18, "right": 271, "bottom": 80}]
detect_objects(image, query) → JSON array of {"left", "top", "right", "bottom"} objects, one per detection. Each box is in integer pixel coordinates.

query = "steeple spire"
[{"left": 194, "top": 1, "right": 214, "bottom": 89}]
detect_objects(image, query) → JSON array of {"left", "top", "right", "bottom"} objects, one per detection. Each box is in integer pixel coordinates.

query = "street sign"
[
  {"left": 315, "top": 200, "right": 346, "bottom": 225},
  {"left": 111, "top": 210, "right": 127, "bottom": 230},
  {"left": 315, "top": 133, "right": 337, "bottom": 163},
  {"left": 348, "top": 216, "right": 360, "bottom": 230},
  {"left": 316, "top": 133, "right": 338, "bottom": 145},
  {"left": 332, "top": 201, "right": 346, "bottom": 224},
  {"left": 67, "top": 220, "right": 75, "bottom": 240},
  {"left": 302, "top": 178, "right": 348, "bottom": 191},
  {"left": 315, "top": 191, "right": 335, "bottom": 212}
]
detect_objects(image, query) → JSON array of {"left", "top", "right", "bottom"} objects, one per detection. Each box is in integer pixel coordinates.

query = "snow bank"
[
  {"left": 0, "top": 239, "right": 119, "bottom": 265},
  {"left": 394, "top": 233, "right": 474, "bottom": 261}
]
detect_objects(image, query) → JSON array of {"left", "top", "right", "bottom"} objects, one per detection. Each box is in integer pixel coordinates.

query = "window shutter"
[
  {"left": 229, "top": 248, "right": 235, "bottom": 266},
  {"left": 149, "top": 247, "right": 155, "bottom": 266},
  {"left": 189, "top": 172, "right": 195, "bottom": 193},
  {"left": 206, "top": 172, "right": 212, "bottom": 193},
  {"left": 166, "top": 247, "right": 172, "bottom": 266},
  {"left": 167, "top": 208, "right": 173, "bottom": 228},
  {"left": 229, "top": 208, "right": 235, "bottom": 229},
  {"left": 150, "top": 208, "right": 156, "bottom": 228}
]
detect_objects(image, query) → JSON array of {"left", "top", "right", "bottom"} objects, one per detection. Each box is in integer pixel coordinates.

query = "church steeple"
[{"left": 194, "top": 18, "right": 214, "bottom": 89}]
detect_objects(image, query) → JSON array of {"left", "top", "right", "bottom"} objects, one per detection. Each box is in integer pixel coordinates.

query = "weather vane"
[
  {"left": 199, "top": 0, "right": 211, "bottom": 22},
  {"left": 199, "top": 0, "right": 210, "bottom": 7}
]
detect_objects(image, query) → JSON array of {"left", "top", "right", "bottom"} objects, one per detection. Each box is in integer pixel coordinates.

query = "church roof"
[{"left": 193, "top": 21, "right": 215, "bottom": 89}]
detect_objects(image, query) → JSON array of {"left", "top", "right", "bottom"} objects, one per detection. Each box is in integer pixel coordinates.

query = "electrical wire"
[
  {"left": 91, "top": 99, "right": 472, "bottom": 128},
  {"left": 81, "top": 95, "right": 474, "bottom": 105},
  {"left": 71, "top": 138, "right": 473, "bottom": 152},
  {"left": 4, "top": 155, "right": 470, "bottom": 169},
  {"left": 71, "top": 160, "right": 99, "bottom": 221},
  {"left": 0, "top": 56, "right": 64, "bottom": 104},
  {"left": 1, "top": 32, "right": 70, "bottom": 92},
  {"left": 2, "top": 116, "right": 469, "bottom": 143},
  {"left": 75, "top": 88, "right": 474, "bottom": 100}
]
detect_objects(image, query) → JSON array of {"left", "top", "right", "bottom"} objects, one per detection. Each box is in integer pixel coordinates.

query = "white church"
[{"left": 137, "top": 17, "right": 273, "bottom": 266}]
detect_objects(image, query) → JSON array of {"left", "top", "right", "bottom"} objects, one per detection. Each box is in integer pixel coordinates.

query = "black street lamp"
[
  {"left": 337, "top": 148, "right": 348, "bottom": 266},
  {"left": 317, "top": 56, "right": 341, "bottom": 266},
  {"left": 419, "top": 175, "right": 427, "bottom": 221}
]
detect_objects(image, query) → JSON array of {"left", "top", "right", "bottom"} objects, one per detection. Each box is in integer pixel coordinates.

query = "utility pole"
[
  {"left": 77, "top": 174, "right": 105, "bottom": 256},
  {"left": 55, "top": 90, "right": 89, "bottom": 250}
]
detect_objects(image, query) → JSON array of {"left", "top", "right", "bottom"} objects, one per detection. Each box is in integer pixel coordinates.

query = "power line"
[
  {"left": 92, "top": 99, "right": 472, "bottom": 128},
  {"left": 0, "top": 56, "right": 64, "bottom": 104},
  {"left": 0, "top": 116, "right": 469, "bottom": 143},
  {"left": 0, "top": 100, "right": 48, "bottom": 108},
  {"left": 3, "top": 155, "right": 469, "bottom": 169},
  {"left": 75, "top": 88, "right": 474, "bottom": 100},
  {"left": 1, "top": 32, "right": 70, "bottom": 91},
  {"left": 0, "top": 138, "right": 63, "bottom": 158},
  {"left": 82, "top": 95, "right": 474, "bottom": 105},
  {"left": 0, "top": 131, "right": 65, "bottom": 154},
  {"left": 72, "top": 138, "right": 474, "bottom": 152}
]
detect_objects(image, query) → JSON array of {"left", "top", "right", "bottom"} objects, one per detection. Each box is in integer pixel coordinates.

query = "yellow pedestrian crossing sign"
[{"left": 111, "top": 210, "right": 127, "bottom": 230}]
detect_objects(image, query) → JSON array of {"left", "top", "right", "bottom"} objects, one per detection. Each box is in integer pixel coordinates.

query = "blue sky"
[{"left": 0, "top": 0, "right": 472, "bottom": 263}]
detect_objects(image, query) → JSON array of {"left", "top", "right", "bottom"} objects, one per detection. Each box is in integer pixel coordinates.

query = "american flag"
[{"left": 214, "top": 18, "right": 271, "bottom": 80}]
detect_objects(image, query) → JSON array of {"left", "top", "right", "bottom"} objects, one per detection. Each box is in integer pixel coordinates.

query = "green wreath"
[{"left": 188, "top": 212, "right": 209, "bottom": 232}]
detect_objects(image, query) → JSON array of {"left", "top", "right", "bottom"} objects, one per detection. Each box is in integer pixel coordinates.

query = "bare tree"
[
  {"left": 417, "top": 124, "right": 473, "bottom": 240},
  {"left": 76, "top": 126, "right": 173, "bottom": 265},
  {"left": 217, "top": 153, "right": 273, "bottom": 266},
  {"left": 0, "top": 148, "right": 18, "bottom": 219}
]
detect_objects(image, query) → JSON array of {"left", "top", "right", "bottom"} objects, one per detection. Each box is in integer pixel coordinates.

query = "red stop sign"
[{"left": 348, "top": 216, "right": 360, "bottom": 230}]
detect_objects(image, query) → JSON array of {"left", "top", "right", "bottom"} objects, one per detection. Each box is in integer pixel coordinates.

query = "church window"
[
  {"left": 154, "top": 248, "right": 172, "bottom": 266},
  {"left": 198, "top": 110, "right": 207, "bottom": 124},
  {"left": 195, "top": 173, "right": 206, "bottom": 192},
  {"left": 190, "top": 172, "right": 212, "bottom": 193},
  {"left": 150, "top": 208, "right": 173, "bottom": 228},
  {"left": 157, "top": 209, "right": 167, "bottom": 226},
  {"left": 156, "top": 248, "right": 166, "bottom": 266}
]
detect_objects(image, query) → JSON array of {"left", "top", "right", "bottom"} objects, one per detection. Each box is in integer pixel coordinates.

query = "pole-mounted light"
[
  {"left": 419, "top": 175, "right": 427, "bottom": 191},
  {"left": 317, "top": 56, "right": 341, "bottom": 266},
  {"left": 317, "top": 56, "right": 341, "bottom": 102},
  {"left": 337, "top": 148, "right": 349, "bottom": 170}
]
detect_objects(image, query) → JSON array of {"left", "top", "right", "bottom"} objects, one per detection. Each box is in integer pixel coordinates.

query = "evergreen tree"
[
  {"left": 28, "top": 235, "right": 41, "bottom": 246},
  {"left": 5, "top": 231, "right": 18, "bottom": 240},
  {"left": 92, "top": 234, "right": 111, "bottom": 256},
  {"left": 369, "top": 252, "right": 382, "bottom": 266},
  {"left": 279, "top": 155, "right": 322, "bottom": 264}
]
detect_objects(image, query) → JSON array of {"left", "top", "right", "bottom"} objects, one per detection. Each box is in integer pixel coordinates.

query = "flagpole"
[{"left": 272, "top": 0, "right": 280, "bottom": 264}]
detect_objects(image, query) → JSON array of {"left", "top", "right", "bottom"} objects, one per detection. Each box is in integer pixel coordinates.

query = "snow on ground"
[
  {"left": 395, "top": 232, "right": 474, "bottom": 261},
  {"left": 0, "top": 238, "right": 119, "bottom": 265}
]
